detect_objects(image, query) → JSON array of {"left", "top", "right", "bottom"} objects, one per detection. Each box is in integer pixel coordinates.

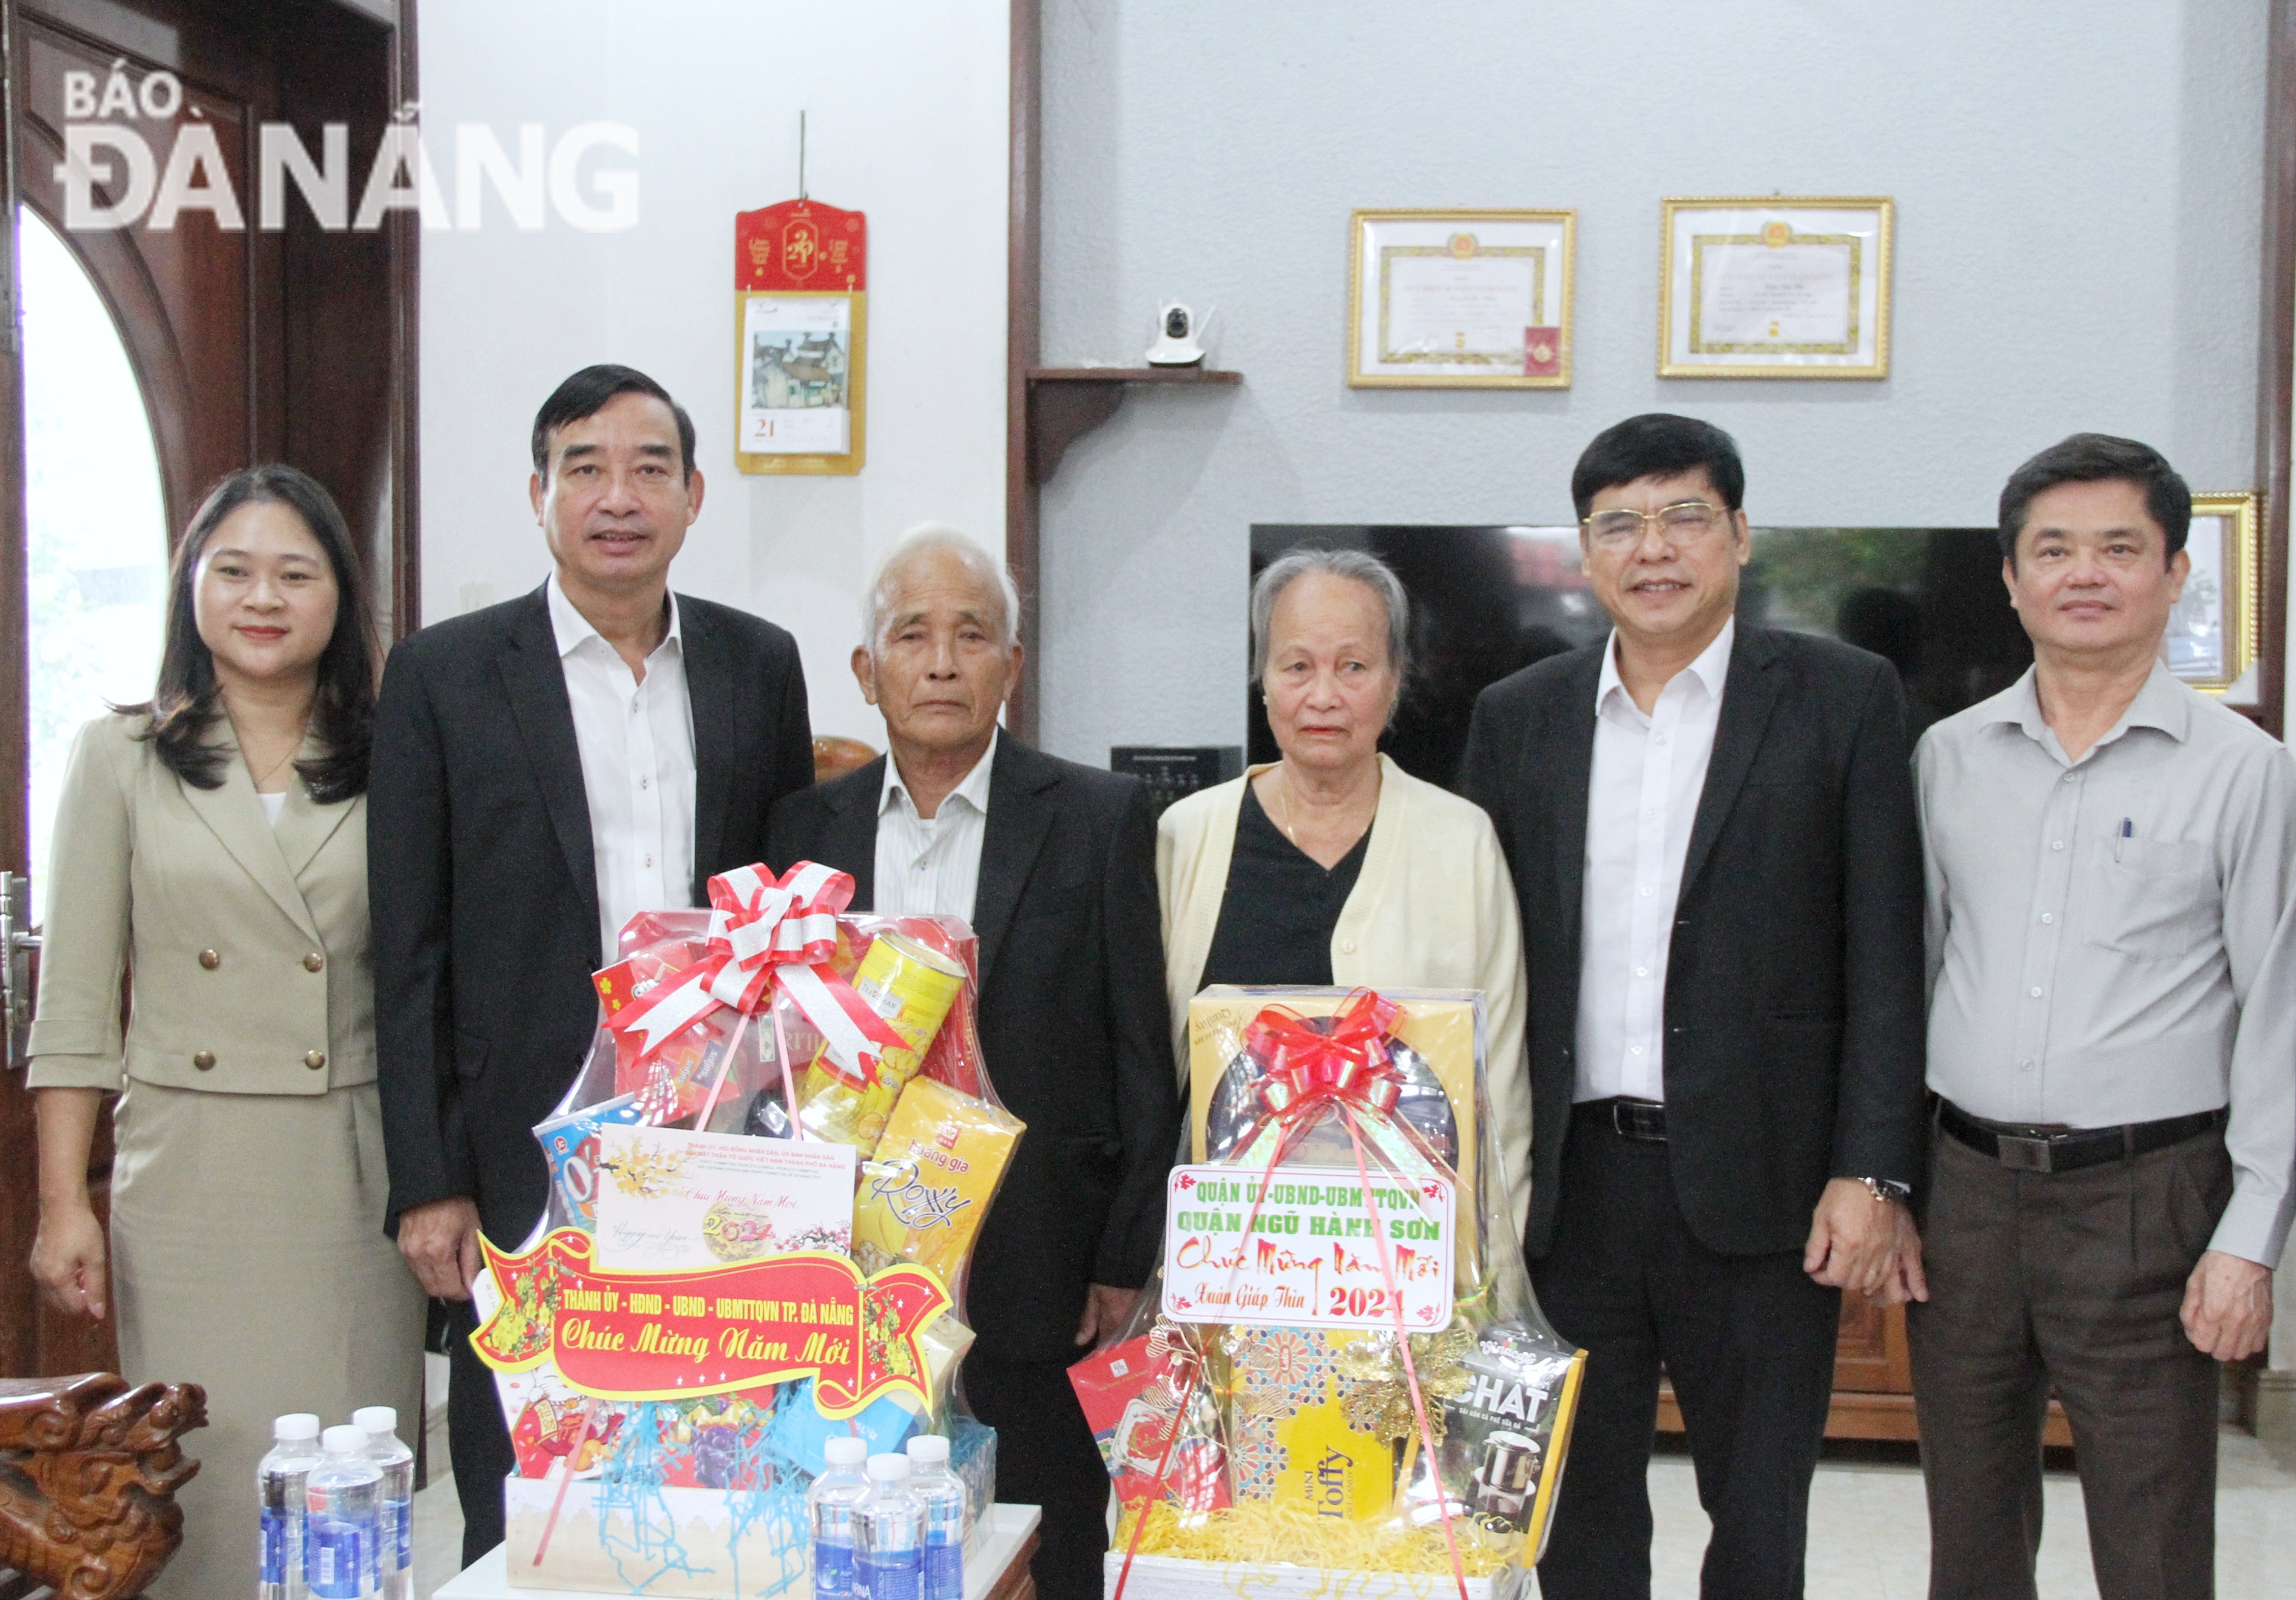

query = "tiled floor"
[
  {"left": 1647, "top": 1432, "right": 2296, "bottom": 1599},
  {"left": 411, "top": 1361, "right": 2296, "bottom": 1599}
]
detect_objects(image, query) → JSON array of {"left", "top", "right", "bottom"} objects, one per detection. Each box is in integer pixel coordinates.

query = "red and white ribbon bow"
[{"left": 603, "top": 861, "right": 905, "bottom": 1081}]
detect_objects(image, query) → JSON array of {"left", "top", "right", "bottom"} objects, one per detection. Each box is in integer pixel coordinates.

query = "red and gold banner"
[
  {"left": 736, "top": 198, "right": 866, "bottom": 293},
  {"left": 472, "top": 1228, "right": 949, "bottom": 1419}
]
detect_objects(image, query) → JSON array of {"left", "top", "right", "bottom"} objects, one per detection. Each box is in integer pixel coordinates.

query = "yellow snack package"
[{"left": 853, "top": 1076, "right": 1024, "bottom": 1279}]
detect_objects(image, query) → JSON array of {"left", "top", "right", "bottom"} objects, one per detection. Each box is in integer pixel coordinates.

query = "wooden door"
[{"left": 0, "top": 0, "right": 416, "bottom": 1382}]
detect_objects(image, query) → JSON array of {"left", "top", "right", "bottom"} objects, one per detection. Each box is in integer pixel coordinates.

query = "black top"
[{"left": 1200, "top": 781, "right": 1373, "bottom": 989}]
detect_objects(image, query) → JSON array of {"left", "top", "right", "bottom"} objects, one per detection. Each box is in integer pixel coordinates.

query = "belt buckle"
[
  {"left": 1997, "top": 1133, "right": 2054, "bottom": 1174},
  {"left": 1610, "top": 1100, "right": 1664, "bottom": 1142}
]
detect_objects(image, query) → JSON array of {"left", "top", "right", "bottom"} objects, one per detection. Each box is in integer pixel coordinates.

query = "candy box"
[
  {"left": 1188, "top": 987, "right": 1484, "bottom": 1263},
  {"left": 1070, "top": 1329, "right": 1229, "bottom": 1513},
  {"left": 536, "top": 1094, "right": 648, "bottom": 1231},
  {"left": 1226, "top": 1327, "right": 1390, "bottom": 1521}
]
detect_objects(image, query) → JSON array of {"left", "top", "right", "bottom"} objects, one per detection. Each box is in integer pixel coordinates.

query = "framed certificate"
[
  {"left": 1658, "top": 196, "right": 1892, "bottom": 379},
  {"left": 2165, "top": 491, "right": 2262, "bottom": 694},
  {"left": 1348, "top": 209, "right": 1575, "bottom": 388}
]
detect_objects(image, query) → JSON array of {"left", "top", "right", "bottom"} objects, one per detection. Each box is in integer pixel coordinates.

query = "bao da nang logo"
[{"left": 55, "top": 64, "right": 639, "bottom": 233}]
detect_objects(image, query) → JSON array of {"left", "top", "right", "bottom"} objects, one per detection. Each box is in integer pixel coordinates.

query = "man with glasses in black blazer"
[{"left": 1460, "top": 414, "right": 1929, "bottom": 1600}]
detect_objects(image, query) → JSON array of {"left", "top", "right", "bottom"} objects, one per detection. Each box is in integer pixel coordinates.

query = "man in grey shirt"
[{"left": 1910, "top": 433, "right": 2296, "bottom": 1600}]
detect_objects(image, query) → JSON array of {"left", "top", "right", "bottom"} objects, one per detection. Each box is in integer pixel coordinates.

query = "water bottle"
[
  {"left": 304, "top": 1425, "right": 380, "bottom": 1600},
  {"left": 259, "top": 1413, "right": 323, "bottom": 1600},
  {"left": 905, "top": 1436, "right": 966, "bottom": 1600},
  {"left": 853, "top": 1454, "right": 922, "bottom": 1600},
  {"left": 808, "top": 1436, "right": 871, "bottom": 1600},
  {"left": 353, "top": 1407, "right": 414, "bottom": 1600}
]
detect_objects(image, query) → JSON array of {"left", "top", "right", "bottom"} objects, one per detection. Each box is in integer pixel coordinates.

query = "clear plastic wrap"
[
  {"left": 1076, "top": 986, "right": 1585, "bottom": 1600},
  {"left": 471, "top": 863, "right": 1016, "bottom": 1597}
]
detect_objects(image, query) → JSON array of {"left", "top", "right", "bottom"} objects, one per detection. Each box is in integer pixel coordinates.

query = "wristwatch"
[{"left": 1860, "top": 1176, "right": 1912, "bottom": 1206}]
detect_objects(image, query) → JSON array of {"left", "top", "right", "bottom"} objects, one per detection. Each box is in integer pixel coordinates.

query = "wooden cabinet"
[{"left": 1658, "top": 1300, "right": 2073, "bottom": 1446}]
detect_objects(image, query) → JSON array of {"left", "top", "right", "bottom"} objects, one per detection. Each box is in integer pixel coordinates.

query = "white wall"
[
  {"left": 419, "top": 1, "right": 1009, "bottom": 742},
  {"left": 1037, "top": 0, "right": 2269, "bottom": 764}
]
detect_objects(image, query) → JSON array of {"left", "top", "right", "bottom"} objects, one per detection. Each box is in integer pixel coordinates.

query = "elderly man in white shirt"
[{"left": 771, "top": 528, "right": 1180, "bottom": 1600}]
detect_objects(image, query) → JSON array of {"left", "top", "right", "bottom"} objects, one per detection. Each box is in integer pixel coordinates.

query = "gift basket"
[
  {"left": 1071, "top": 986, "right": 1585, "bottom": 1600},
  {"left": 471, "top": 863, "right": 1021, "bottom": 1597}
]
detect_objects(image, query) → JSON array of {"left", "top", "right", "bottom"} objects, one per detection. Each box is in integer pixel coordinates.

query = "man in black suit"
[
  {"left": 1459, "top": 415, "right": 1928, "bottom": 1600},
  {"left": 770, "top": 527, "right": 1179, "bottom": 1600},
  {"left": 369, "top": 365, "right": 814, "bottom": 1561}
]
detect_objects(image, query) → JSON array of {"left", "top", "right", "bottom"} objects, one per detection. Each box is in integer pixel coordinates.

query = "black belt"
[
  {"left": 1578, "top": 1096, "right": 1667, "bottom": 1142},
  {"left": 1937, "top": 1099, "right": 2225, "bottom": 1175}
]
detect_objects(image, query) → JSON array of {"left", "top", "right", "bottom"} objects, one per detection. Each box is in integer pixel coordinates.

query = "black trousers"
[
  {"left": 1531, "top": 1106, "right": 1841, "bottom": 1600},
  {"left": 962, "top": 1347, "right": 1112, "bottom": 1600},
  {"left": 445, "top": 1298, "right": 516, "bottom": 1564}
]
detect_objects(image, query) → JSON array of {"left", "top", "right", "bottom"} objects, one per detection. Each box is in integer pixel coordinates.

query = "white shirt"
[
  {"left": 1574, "top": 618, "right": 1734, "bottom": 1103},
  {"left": 548, "top": 575, "right": 699, "bottom": 963},
  {"left": 873, "top": 731, "right": 997, "bottom": 920}
]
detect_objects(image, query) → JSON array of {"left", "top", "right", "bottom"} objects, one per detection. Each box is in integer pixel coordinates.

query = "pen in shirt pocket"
[{"left": 2116, "top": 817, "right": 2132, "bottom": 862}]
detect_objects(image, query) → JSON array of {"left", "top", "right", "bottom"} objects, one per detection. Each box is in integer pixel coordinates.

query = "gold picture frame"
[
  {"left": 2167, "top": 491, "right": 2262, "bottom": 695},
  {"left": 734, "top": 289, "right": 867, "bottom": 476},
  {"left": 1658, "top": 195, "right": 1892, "bottom": 379},
  {"left": 1347, "top": 208, "right": 1576, "bottom": 388}
]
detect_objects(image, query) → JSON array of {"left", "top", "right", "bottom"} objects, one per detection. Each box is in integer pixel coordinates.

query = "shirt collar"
[
  {"left": 1595, "top": 615, "right": 1736, "bottom": 712},
  {"left": 1986, "top": 658, "right": 2191, "bottom": 756},
  {"left": 880, "top": 728, "right": 1000, "bottom": 820},
  {"left": 546, "top": 572, "right": 682, "bottom": 661}
]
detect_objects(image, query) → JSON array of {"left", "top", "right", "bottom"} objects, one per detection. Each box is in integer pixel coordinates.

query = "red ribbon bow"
[
  {"left": 1241, "top": 989, "right": 1404, "bottom": 1123},
  {"left": 602, "top": 861, "right": 905, "bottom": 1082}
]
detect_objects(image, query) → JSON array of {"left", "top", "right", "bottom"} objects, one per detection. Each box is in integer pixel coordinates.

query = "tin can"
[{"left": 799, "top": 931, "right": 967, "bottom": 1152}]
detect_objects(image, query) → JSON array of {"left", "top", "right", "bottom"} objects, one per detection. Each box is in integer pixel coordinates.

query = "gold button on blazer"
[{"left": 26, "top": 714, "right": 374, "bottom": 1095}]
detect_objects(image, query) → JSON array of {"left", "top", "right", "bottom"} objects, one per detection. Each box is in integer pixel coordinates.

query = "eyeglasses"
[{"left": 1582, "top": 500, "right": 1730, "bottom": 548}]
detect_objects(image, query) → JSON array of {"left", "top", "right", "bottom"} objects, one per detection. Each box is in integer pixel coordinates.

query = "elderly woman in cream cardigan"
[{"left": 1156, "top": 546, "right": 1532, "bottom": 1239}]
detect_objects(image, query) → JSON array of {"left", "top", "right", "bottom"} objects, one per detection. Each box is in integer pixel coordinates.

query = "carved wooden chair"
[{"left": 0, "top": 1374, "right": 204, "bottom": 1600}]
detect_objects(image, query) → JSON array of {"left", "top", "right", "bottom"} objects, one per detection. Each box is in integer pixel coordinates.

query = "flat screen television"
[{"left": 1247, "top": 525, "right": 2040, "bottom": 789}]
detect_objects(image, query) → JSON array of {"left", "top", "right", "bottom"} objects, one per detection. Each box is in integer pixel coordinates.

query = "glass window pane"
[{"left": 20, "top": 206, "right": 169, "bottom": 924}]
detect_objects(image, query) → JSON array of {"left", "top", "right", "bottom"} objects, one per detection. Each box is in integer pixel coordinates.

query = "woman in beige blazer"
[
  {"left": 1158, "top": 547, "right": 1532, "bottom": 1238},
  {"left": 28, "top": 466, "right": 424, "bottom": 1600}
]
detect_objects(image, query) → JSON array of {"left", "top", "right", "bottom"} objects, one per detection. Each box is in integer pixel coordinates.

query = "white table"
[{"left": 437, "top": 1503, "right": 1042, "bottom": 1600}]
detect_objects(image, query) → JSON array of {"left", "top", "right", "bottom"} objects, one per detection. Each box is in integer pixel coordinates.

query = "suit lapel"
[
  {"left": 818, "top": 759, "right": 886, "bottom": 910},
  {"left": 971, "top": 738, "right": 1058, "bottom": 994},
  {"left": 1547, "top": 646, "right": 1603, "bottom": 959},
  {"left": 1679, "top": 625, "right": 1785, "bottom": 898},
  {"left": 271, "top": 730, "right": 355, "bottom": 879},
  {"left": 180, "top": 733, "right": 323, "bottom": 944},
  {"left": 682, "top": 596, "right": 738, "bottom": 887},
  {"left": 499, "top": 586, "right": 600, "bottom": 945}
]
